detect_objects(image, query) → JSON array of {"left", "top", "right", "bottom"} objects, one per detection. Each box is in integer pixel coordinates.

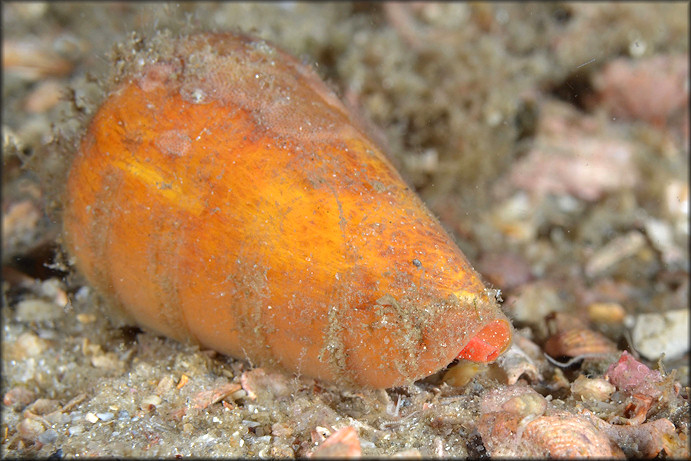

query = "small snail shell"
[{"left": 62, "top": 32, "right": 512, "bottom": 388}]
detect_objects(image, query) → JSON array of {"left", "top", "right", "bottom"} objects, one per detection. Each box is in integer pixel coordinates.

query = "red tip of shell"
[{"left": 457, "top": 319, "right": 512, "bottom": 362}]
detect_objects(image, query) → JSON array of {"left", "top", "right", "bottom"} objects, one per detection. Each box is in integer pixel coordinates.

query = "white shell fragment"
[
  {"left": 15, "top": 299, "right": 63, "bottom": 322},
  {"left": 496, "top": 342, "right": 543, "bottom": 385},
  {"left": 571, "top": 375, "right": 616, "bottom": 402},
  {"left": 585, "top": 230, "right": 646, "bottom": 278},
  {"left": 631, "top": 309, "right": 689, "bottom": 361}
]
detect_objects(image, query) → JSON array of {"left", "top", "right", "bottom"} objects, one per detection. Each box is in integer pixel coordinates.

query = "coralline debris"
[
  {"left": 581, "top": 408, "right": 682, "bottom": 458},
  {"left": 477, "top": 349, "right": 688, "bottom": 458},
  {"left": 477, "top": 385, "right": 622, "bottom": 458},
  {"left": 590, "top": 54, "right": 688, "bottom": 128},
  {"left": 605, "top": 351, "right": 667, "bottom": 399}
]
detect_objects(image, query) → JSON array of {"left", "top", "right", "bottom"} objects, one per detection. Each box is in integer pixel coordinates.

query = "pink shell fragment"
[{"left": 605, "top": 351, "right": 664, "bottom": 398}]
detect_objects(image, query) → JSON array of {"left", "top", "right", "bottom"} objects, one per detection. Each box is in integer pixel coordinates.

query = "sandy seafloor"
[{"left": 1, "top": 2, "right": 689, "bottom": 458}]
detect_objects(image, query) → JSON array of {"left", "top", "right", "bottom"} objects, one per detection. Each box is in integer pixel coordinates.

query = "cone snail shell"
[{"left": 62, "top": 32, "right": 512, "bottom": 388}]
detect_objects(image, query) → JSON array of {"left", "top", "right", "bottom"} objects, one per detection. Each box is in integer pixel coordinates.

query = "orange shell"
[{"left": 62, "top": 32, "right": 512, "bottom": 388}]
